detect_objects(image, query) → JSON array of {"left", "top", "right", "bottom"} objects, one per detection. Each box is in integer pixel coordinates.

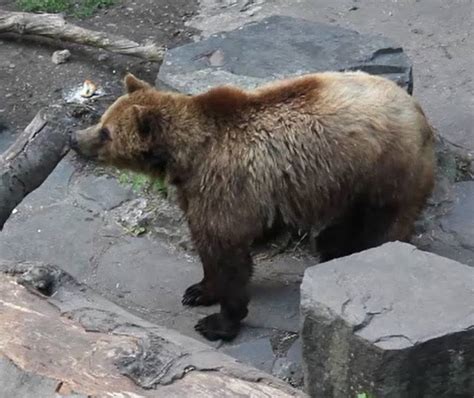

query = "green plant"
[
  {"left": 73, "top": 0, "right": 115, "bottom": 18},
  {"left": 16, "top": 0, "right": 115, "bottom": 18},
  {"left": 357, "top": 393, "right": 376, "bottom": 398},
  {"left": 17, "top": 0, "right": 70, "bottom": 13},
  {"left": 151, "top": 177, "right": 168, "bottom": 196},
  {"left": 118, "top": 171, "right": 167, "bottom": 197}
]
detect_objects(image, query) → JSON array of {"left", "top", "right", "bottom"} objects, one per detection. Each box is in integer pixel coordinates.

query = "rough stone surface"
[
  {"left": 300, "top": 242, "right": 474, "bottom": 398},
  {"left": 221, "top": 337, "right": 275, "bottom": 374},
  {"left": 114, "top": 197, "right": 154, "bottom": 234},
  {"left": 0, "top": 261, "right": 306, "bottom": 397},
  {"left": 71, "top": 174, "right": 134, "bottom": 211},
  {"left": 440, "top": 181, "right": 474, "bottom": 252},
  {"left": 412, "top": 140, "right": 474, "bottom": 267},
  {"left": 0, "top": 358, "right": 60, "bottom": 398},
  {"left": 157, "top": 15, "right": 413, "bottom": 94},
  {"left": 0, "top": 124, "right": 15, "bottom": 154}
]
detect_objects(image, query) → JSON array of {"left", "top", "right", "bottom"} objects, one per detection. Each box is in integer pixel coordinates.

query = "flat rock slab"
[
  {"left": 301, "top": 241, "right": 474, "bottom": 398},
  {"left": 157, "top": 15, "right": 413, "bottom": 93},
  {"left": 0, "top": 261, "right": 305, "bottom": 398}
]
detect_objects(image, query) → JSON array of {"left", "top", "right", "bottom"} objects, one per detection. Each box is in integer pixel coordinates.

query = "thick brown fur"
[{"left": 71, "top": 72, "right": 435, "bottom": 341}]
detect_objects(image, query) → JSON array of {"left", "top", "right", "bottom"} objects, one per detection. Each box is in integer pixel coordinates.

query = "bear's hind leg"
[
  {"left": 317, "top": 203, "right": 410, "bottom": 262},
  {"left": 316, "top": 206, "right": 371, "bottom": 261}
]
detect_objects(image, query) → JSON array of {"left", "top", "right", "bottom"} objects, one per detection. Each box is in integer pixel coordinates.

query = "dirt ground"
[{"left": 0, "top": 0, "right": 198, "bottom": 134}]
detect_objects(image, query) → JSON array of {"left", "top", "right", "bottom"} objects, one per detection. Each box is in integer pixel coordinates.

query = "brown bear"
[{"left": 71, "top": 72, "right": 435, "bottom": 341}]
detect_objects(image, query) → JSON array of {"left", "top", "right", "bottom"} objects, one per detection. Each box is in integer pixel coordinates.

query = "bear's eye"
[{"left": 99, "top": 127, "right": 111, "bottom": 142}]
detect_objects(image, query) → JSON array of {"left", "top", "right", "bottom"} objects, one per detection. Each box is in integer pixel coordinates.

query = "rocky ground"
[{"left": 0, "top": 0, "right": 473, "bottom": 391}]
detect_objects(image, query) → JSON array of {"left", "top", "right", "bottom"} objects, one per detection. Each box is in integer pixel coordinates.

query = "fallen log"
[
  {"left": 0, "top": 105, "right": 74, "bottom": 230},
  {"left": 0, "top": 10, "right": 165, "bottom": 62},
  {"left": 0, "top": 261, "right": 306, "bottom": 397}
]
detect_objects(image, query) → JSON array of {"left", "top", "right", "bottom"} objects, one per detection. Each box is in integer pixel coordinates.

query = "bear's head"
[{"left": 70, "top": 74, "right": 169, "bottom": 175}]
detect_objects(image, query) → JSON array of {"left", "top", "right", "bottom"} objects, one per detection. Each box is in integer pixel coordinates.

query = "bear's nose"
[{"left": 69, "top": 132, "right": 79, "bottom": 150}]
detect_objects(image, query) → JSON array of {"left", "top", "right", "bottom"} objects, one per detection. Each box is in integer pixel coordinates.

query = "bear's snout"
[{"left": 69, "top": 126, "right": 103, "bottom": 159}]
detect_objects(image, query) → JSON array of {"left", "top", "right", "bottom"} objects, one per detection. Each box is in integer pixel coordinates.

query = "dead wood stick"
[
  {"left": 0, "top": 105, "right": 74, "bottom": 230},
  {"left": 0, "top": 10, "right": 165, "bottom": 61}
]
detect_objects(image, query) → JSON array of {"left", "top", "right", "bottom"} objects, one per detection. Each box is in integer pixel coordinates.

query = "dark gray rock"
[
  {"left": 51, "top": 49, "right": 71, "bottom": 65},
  {"left": 0, "top": 124, "right": 16, "bottom": 154},
  {"left": 411, "top": 137, "right": 474, "bottom": 267},
  {"left": 0, "top": 357, "right": 59, "bottom": 398},
  {"left": 157, "top": 15, "right": 413, "bottom": 94},
  {"left": 441, "top": 181, "right": 474, "bottom": 251},
  {"left": 272, "top": 357, "right": 304, "bottom": 388},
  {"left": 300, "top": 241, "right": 474, "bottom": 398}
]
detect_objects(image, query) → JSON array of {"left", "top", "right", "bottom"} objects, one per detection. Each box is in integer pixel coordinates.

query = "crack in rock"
[
  {"left": 340, "top": 298, "right": 351, "bottom": 316},
  {"left": 368, "top": 47, "right": 403, "bottom": 61},
  {"left": 373, "top": 334, "right": 415, "bottom": 346},
  {"left": 353, "top": 303, "right": 393, "bottom": 333}
]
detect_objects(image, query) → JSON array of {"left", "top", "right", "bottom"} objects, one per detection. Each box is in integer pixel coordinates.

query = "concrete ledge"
[
  {"left": 0, "top": 260, "right": 306, "bottom": 398},
  {"left": 300, "top": 242, "right": 474, "bottom": 398}
]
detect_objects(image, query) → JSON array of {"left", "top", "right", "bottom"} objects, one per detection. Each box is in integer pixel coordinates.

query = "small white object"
[{"left": 80, "top": 80, "right": 97, "bottom": 98}]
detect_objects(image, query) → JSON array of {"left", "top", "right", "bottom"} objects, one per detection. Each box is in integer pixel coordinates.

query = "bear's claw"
[
  {"left": 182, "top": 282, "right": 218, "bottom": 307},
  {"left": 194, "top": 313, "right": 240, "bottom": 341}
]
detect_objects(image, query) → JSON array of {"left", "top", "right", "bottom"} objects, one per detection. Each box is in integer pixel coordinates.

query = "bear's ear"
[
  {"left": 124, "top": 73, "right": 152, "bottom": 94},
  {"left": 132, "top": 105, "right": 161, "bottom": 138}
]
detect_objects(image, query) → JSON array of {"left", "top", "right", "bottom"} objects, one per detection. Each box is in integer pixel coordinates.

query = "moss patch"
[{"left": 16, "top": 0, "right": 116, "bottom": 18}]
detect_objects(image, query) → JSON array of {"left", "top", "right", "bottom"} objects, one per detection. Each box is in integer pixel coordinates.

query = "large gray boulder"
[
  {"left": 300, "top": 242, "right": 474, "bottom": 398},
  {"left": 157, "top": 15, "right": 413, "bottom": 94}
]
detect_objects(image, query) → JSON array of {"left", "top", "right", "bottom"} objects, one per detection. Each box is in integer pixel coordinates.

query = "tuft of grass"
[
  {"left": 151, "top": 177, "right": 168, "bottom": 197},
  {"left": 118, "top": 171, "right": 168, "bottom": 197},
  {"left": 16, "top": 0, "right": 115, "bottom": 18},
  {"left": 357, "top": 393, "right": 376, "bottom": 398}
]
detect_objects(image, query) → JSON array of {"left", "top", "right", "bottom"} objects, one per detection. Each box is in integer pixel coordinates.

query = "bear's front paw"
[
  {"left": 194, "top": 313, "right": 240, "bottom": 341},
  {"left": 182, "top": 282, "right": 218, "bottom": 307}
]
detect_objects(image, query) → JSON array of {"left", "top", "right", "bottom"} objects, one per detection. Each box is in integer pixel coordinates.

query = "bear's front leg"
[
  {"left": 182, "top": 278, "right": 219, "bottom": 307},
  {"left": 194, "top": 246, "right": 252, "bottom": 341}
]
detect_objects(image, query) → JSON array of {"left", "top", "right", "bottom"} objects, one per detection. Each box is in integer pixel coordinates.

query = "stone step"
[{"left": 301, "top": 241, "right": 474, "bottom": 398}]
